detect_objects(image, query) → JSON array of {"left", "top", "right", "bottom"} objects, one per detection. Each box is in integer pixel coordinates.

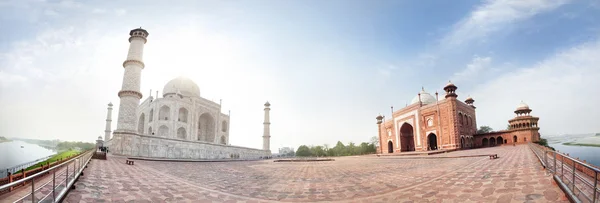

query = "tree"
[
  {"left": 296, "top": 145, "right": 312, "bottom": 157},
  {"left": 477, "top": 126, "right": 493, "bottom": 134},
  {"left": 370, "top": 136, "right": 379, "bottom": 149},
  {"left": 506, "top": 124, "right": 511, "bottom": 130}
]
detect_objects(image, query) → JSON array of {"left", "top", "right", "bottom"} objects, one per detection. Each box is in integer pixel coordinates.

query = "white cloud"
[
  {"left": 452, "top": 56, "right": 493, "bottom": 83},
  {"left": 443, "top": 0, "right": 571, "bottom": 46},
  {"left": 114, "top": 9, "right": 126, "bottom": 16},
  {"left": 470, "top": 36, "right": 600, "bottom": 135}
]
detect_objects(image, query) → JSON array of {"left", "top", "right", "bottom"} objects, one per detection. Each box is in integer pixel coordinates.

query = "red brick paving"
[{"left": 63, "top": 145, "right": 568, "bottom": 202}]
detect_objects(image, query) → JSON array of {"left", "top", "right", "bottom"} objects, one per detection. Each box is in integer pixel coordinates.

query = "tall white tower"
[
  {"left": 263, "top": 101, "right": 271, "bottom": 154},
  {"left": 104, "top": 102, "right": 113, "bottom": 142},
  {"left": 112, "top": 28, "right": 149, "bottom": 156}
]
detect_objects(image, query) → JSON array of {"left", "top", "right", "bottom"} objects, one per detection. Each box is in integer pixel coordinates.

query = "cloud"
[
  {"left": 451, "top": 56, "right": 493, "bottom": 83},
  {"left": 0, "top": 71, "right": 27, "bottom": 88},
  {"left": 443, "top": 0, "right": 571, "bottom": 46},
  {"left": 470, "top": 36, "right": 600, "bottom": 135},
  {"left": 114, "top": 9, "right": 126, "bottom": 16}
]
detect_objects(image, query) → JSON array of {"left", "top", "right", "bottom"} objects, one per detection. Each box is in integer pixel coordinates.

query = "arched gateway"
[
  {"left": 399, "top": 123, "right": 415, "bottom": 152},
  {"left": 428, "top": 133, "right": 438, "bottom": 150},
  {"left": 388, "top": 141, "right": 393, "bottom": 153}
]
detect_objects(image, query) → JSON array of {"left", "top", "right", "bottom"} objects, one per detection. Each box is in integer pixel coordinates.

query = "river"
[
  {"left": 550, "top": 143, "right": 600, "bottom": 167},
  {"left": 0, "top": 140, "right": 56, "bottom": 174}
]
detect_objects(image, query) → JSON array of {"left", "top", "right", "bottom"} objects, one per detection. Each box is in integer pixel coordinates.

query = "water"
[
  {"left": 0, "top": 140, "right": 56, "bottom": 172},
  {"left": 550, "top": 143, "right": 600, "bottom": 167}
]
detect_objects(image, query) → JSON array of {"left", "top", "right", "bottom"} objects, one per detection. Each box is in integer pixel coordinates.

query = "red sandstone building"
[{"left": 376, "top": 81, "right": 540, "bottom": 154}]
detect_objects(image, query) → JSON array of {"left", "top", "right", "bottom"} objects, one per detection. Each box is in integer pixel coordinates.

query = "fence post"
[
  {"left": 593, "top": 170, "right": 597, "bottom": 203},
  {"left": 7, "top": 171, "right": 12, "bottom": 192},
  {"left": 554, "top": 152, "right": 557, "bottom": 174},
  {"left": 52, "top": 168, "right": 56, "bottom": 201},
  {"left": 572, "top": 162, "right": 576, "bottom": 191},
  {"left": 31, "top": 177, "right": 35, "bottom": 203}
]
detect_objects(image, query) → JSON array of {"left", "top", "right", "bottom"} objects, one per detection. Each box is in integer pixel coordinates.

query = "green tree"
[
  {"left": 312, "top": 146, "right": 326, "bottom": 157},
  {"left": 370, "top": 136, "right": 379, "bottom": 149},
  {"left": 332, "top": 141, "right": 346, "bottom": 156},
  {"left": 477, "top": 126, "right": 493, "bottom": 134},
  {"left": 296, "top": 145, "right": 312, "bottom": 157}
]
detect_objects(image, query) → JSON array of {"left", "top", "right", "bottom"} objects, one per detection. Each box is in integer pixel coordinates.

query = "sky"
[{"left": 1, "top": 0, "right": 599, "bottom": 151}]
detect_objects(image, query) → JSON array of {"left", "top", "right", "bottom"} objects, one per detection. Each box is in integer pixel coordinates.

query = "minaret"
[
  {"left": 104, "top": 102, "right": 113, "bottom": 142},
  {"left": 112, "top": 27, "right": 149, "bottom": 156},
  {"left": 263, "top": 101, "right": 271, "bottom": 154}
]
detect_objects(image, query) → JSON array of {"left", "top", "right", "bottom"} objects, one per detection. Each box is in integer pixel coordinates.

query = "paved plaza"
[{"left": 64, "top": 145, "right": 568, "bottom": 202}]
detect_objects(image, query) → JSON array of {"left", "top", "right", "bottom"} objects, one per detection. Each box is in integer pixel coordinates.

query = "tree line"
[
  {"left": 295, "top": 140, "right": 377, "bottom": 157},
  {"left": 56, "top": 141, "right": 95, "bottom": 151}
]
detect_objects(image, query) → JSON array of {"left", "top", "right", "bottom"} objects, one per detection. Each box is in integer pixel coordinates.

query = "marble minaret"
[
  {"left": 112, "top": 28, "right": 149, "bottom": 156},
  {"left": 263, "top": 102, "right": 271, "bottom": 154},
  {"left": 104, "top": 102, "right": 113, "bottom": 142}
]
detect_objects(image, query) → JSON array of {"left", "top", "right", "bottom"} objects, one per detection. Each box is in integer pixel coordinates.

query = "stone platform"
[{"left": 64, "top": 145, "right": 568, "bottom": 202}]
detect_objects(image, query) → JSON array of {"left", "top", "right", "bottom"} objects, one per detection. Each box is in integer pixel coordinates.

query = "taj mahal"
[{"left": 103, "top": 28, "right": 271, "bottom": 159}]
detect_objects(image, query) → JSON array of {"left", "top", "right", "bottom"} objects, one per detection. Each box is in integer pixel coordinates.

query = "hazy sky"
[{"left": 1, "top": 0, "right": 599, "bottom": 151}]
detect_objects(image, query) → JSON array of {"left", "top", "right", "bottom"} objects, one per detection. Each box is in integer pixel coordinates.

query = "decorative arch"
[
  {"left": 149, "top": 109, "right": 154, "bottom": 122},
  {"left": 177, "top": 127, "right": 187, "bottom": 139},
  {"left": 428, "top": 133, "right": 438, "bottom": 150},
  {"left": 198, "top": 113, "right": 216, "bottom": 142},
  {"left": 148, "top": 127, "right": 153, "bottom": 135},
  {"left": 178, "top": 108, "right": 189, "bottom": 123},
  {"left": 158, "top": 125, "right": 169, "bottom": 137},
  {"left": 399, "top": 123, "right": 415, "bottom": 152},
  {"left": 513, "top": 135, "right": 518, "bottom": 143},
  {"left": 497, "top": 136, "right": 503, "bottom": 146},
  {"left": 222, "top": 120, "right": 228, "bottom": 132},
  {"left": 138, "top": 113, "right": 145, "bottom": 134},
  {"left": 490, "top": 138, "right": 496, "bottom": 146},
  {"left": 459, "top": 113, "right": 463, "bottom": 125},
  {"left": 482, "top": 138, "right": 489, "bottom": 147},
  {"left": 220, "top": 135, "right": 226, "bottom": 144},
  {"left": 461, "top": 137, "right": 465, "bottom": 149},
  {"left": 387, "top": 141, "right": 393, "bottom": 153},
  {"left": 159, "top": 105, "right": 170, "bottom": 120}
]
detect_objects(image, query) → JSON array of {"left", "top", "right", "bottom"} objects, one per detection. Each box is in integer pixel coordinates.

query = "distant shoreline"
[
  {"left": 563, "top": 142, "right": 600, "bottom": 148},
  {"left": 0, "top": 140, "right": 11, "bottom": 143}
]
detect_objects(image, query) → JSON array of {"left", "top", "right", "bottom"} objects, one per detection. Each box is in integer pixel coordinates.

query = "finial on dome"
[
  {"left": 108, "top": 102, "right": 113, "bottom": 107},
  {"left": 264, "top": 101, "right": 271, "bottom": 107}
]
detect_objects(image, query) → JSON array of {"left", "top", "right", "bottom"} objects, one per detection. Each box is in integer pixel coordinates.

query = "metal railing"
[
  {"left": 0, "top": 150, "right": 93, "bottom": 203},
  {"left": 530, "top": 143, "right": 600, "bottom": 203}
]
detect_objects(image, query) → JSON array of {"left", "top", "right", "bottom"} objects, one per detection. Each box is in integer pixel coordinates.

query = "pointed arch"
[
  {"left": 220, "top": 135, "right": 226, "bottom": 144},
  {"left": 148, "top": 127, "right": 153, "bottom": 135},
  {"left": 221, "top": 120, "right": 228, "bottom": 132},
  {"left": 159, "top": 105, "right": 171, "bottom": 120},
  {"left": 177, "top": 127, "right": 187, "bottom": 140},
  {"left": 138, "top": 113, "right": 145, "bottom": 134},
  {"left": 149, "top": 109, "right": 154, "bottom": 122},
  {"left": 198, "top": 113, "right": 216, "bottom": 142},
  {"left": 158, "top": 125, "right": 169, "bottom": 137},
  {"left": 459, "top": 113, "right": 463, "bottom": 125},
  {"left": 178, "top": 108, "right": 189, "bottom": 123},
  {"left": 399, "top": 123, "right": 415, "bottom": 152}
]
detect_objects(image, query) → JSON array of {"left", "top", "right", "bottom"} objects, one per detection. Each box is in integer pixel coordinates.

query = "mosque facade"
[
  {"left": 376, "top": 82, "right": 540, "bottom": 153},
  {"left": 105, "top": 28, "right": 270, "bottom": 159}
]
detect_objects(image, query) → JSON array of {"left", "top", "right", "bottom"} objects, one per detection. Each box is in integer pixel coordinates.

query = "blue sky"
[{"left": 1, "top": 0, "right": 599, "bottom": 151}]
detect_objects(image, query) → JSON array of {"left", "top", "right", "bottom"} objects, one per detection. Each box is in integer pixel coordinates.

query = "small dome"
[
  {"left": 98, "top": 136, "right": 102, "bottom": 140},
  {"left": 411, "top": 88, "right": 437, "bottom": 105},
  {"left": 516, "top": 101, "right": 529, "bottom": 110},
  {"left": 163, "top": 77, "right": 200, "bottom": 98},
  {"left": 465, "top": 96, "right": 474, "bottom": 102},
  {"left": 108, "top": 102, "right": 113, "bottom": 107},
  {"left": 444, "top": 80, "right": 456, "bottom": 88}
]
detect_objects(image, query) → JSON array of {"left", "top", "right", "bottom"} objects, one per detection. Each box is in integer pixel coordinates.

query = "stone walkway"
[{"left": 63, "top": 145, "right": 568, "bottom": 202}]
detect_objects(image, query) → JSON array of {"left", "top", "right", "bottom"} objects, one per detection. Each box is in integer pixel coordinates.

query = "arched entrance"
[
  {"left": 513, "top": 135, "right": 518, "bottom": 143},
  {"left": 490, "top": 138, "right": 496, "bottom": 146},
  {"left": 400, "top": 123, "right": 415, "bottom": 152},
  {"left": 482, "top": 138, "right": 489, "bottom": 147},
  {"left": 428, "top": 133, "right": 438, "bottom": 150},
  {"left": 460, "top": 137, "right": 465, "bottom": 149},
  {"left": 387, "top": 141, "right": 393, "bottom": 153},
  {"left": 497, "top": 137, "right": 503, "bottom": 146}
]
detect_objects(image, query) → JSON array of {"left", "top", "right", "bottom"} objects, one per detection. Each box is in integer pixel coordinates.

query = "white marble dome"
[
  {"left": 516, "top": 101, "right": 530, "bottom": 110},
  {"left": 163, "top": 77, "right": 200, "bottom": 98},
  {"left": 411, "top": 89, "right": 437, "bottom": 105}
]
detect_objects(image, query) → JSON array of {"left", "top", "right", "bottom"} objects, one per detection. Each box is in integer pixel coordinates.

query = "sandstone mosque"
[
  {"left": 375, "top": 82, "right": 541, "bottom": 153},
  {"left": 103, "top": 28, "right": 271, "bottom": 159}
]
